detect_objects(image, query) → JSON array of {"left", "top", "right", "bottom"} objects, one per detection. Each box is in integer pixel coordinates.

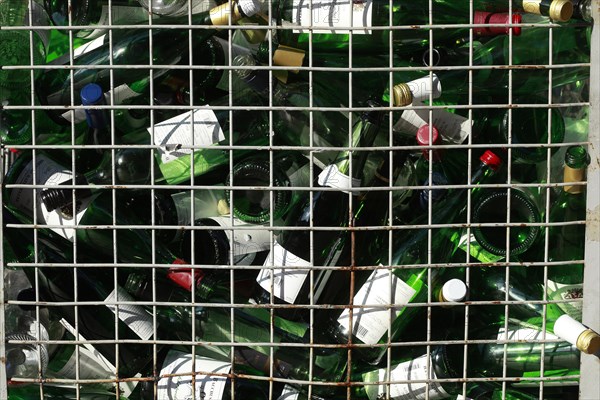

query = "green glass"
[
  {"left": 35, "top": 1, "right": 258, "bottom": 125},
  {"left": 253, "top": 100, "right": 384, "bottom": 322},
  {"left": 326, "top": 151, "right": 503, "bottom": 365},
  {"left": 471, "top": 187, "right": 542, "bottom": 258},
  {"left": 8, "top": 384, "right": 125, "bottom": 400},
  {"left": 355, "top": 323, "right": 580, "bottom": 399},
  {"left": 543, "top": 146, "right": 588, "bottom": 320},
  {"left": 271, "top": 0, "right": 529, "bottom": 55},
  {"left": 43, "top": 0, "right": 149, "bottom": 39},
  {"left": 125, "top": 270, "right": 347, "bottom": 398}
]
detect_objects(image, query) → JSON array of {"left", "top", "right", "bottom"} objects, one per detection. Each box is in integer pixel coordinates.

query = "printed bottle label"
[
  {"left": 256, "top": 241, "right": 311, "bottom": 304},
  {"left": 277, "top": 384, "right": 301, "bottom": 400},
  {"left": 210, "top": 216, "right": 271, "bottom": 257},
  {"left": 547, "top": 280, "right": 583, "bottom": 321},
  {"left": 337, "top": 268, "right": 416, "bottom": 345},
  {"left": 149, "top": 109, "right": 226, "bottom": 164},
  {"left": 393, "top": 103, "right": 472, "bottom": 144},
  {"left": 104, "top": 286, "right": 155, "bottom": 340},
  {"left": 318, "top": 164, "right": 361, "bottom": 194},
  {"left": 51, "top": 344, "right": 116, "bottom": 381},
  {"left": 292, "top": 0, "right": 373, "bottom": 34},
  {"left": 213, "top": 36, "right": 252, "bottom": 91},
  {"left": 9, "top": 155, "right": 93, "bottom": 241},
  {"left": 61, "top": 83, "right": 141, "bottom": 123},
  {"left": 157, "top": 350, "right": 230, "bottom": 400},
  {"left": 366, "top": 355, "right": 450, "bottom": 400},
  {"left": 497, "top": 327, "right": 560, "bottom": 341}
]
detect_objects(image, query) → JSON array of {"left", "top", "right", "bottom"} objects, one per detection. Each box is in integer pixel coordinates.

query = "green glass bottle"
[
  {"left": 226, "top": 150, "right": 313, "bottom": 223},
  {"left": 270, "top": 0, "right": 532, "bottom": 55},
  {"left": 470, "top": 186, "right": 542, "bottom": 259},
  {"left": 356, "top": 323, "right": 581, "bottom": 400},
  {"left": 137, "top": 0, "right": 221, "bottom": 16},
  {"left": 36, "top": 0, "right": 262, "bottom": 124},
  {"left": 571, "top": 0, "right": 593, "bottom": 21},
  {"left": 469, "top": 266, "right": 600, "bottom": 354},
  {"left": 327, "top": 150, "right": 503, "bottom": 365},
  {"left": 43, "top": 0, "right": 151, "bottom": 39},
  {"left": 543, "top": 145, "right": 589, "bottom": 321},
  {"left": 253, "top": 100, "right": 384, "bottom": 322},
  {"left": 8, "top": 384, "right": 125, "bottom": 400},
  {"left": 125, "top": 270, "right": 347, "bottom": 398}
]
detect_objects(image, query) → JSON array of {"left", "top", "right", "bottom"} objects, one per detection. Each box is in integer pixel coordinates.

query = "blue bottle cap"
[{"left": 80, "top": 83, "right": 104, "bottom": 106}]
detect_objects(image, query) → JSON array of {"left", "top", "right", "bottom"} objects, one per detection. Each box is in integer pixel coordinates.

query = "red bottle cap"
[
  {"left": 416, "top": 124, "right": 442, "bottom": 161},
  {"left": 167, "top": 265, "right": 205, "bottom": 291},
  {"left": 474, "top": 11, "right": 522, "bottom": 37},
  {"left": 480, "top": 150, "right": 503, "bottom": 171}
]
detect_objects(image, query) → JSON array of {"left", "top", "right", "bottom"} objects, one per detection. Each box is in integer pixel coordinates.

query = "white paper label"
[
  {"left": 104, "top": 287, "right": 154, "bottom": 340},
  {"left": 157, "top": 350, "right": 230, "bottom": 400},
  {"left": 58, "top": 318, "right": 138, "bottom": 397},
  {"left": 337, "top": 269, "right": 416, "bottom": 345},
  {"left": 149, "top": 109, "right": 226, "bottom": 164},
  {"left": 497, "top": 327, "right": 560, "bottom": 341},
  {"left": 9, "top": 155, "right": 92, "bottom": 241},
  {"left": 50, "top": 345, "right": 116, "bottom": 381},
  {"left": 317, "top": 164, "right": 360, "bottom": 194},
  {"left": 61, "top": 83, "right": 141, "bottom": 123},
  {"left": 277, "top": 384, "right": 301, "bottom": 400},
  {"left": 379, "top": 355, "right": 450, "bottom": 400},
  {"left": 210, "top": 216, "right": 271, "bottom": 256},
  {"left": 257, "top": 241, "right": 311, "bottom": 304},
  {"left": 213, "top": 37, "right": 252, "bottom": 91},
  {"left": 547, "top": 280, "right": 583, "bottom": 321},
  {"left": 404, "top": 75, "right": 442, "bottom": 104},
  {"left": 292, "top": 0, "right": 373, "bottom": 34},
  {"left": 393, "top": 104, "right": 472, "bottom": 144}
]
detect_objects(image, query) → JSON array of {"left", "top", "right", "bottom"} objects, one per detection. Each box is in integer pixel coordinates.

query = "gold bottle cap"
[
  {"left": 549, "top": 0, "right": 573, "bottom": 22},
  {"left": 563, "top": 165, "right": 586, "bottom": 194},
  {"left": 392, "top": 83, "right": 413, "bottom": 107},
  {"left": 210, "top": 1, "right": 242, "bottom": 26},
  {"left": 273, "top": 45, "right": 306, "bottom": 71},
  {"left": 576, "top": 329, "right": 600, "bottom": 355}
]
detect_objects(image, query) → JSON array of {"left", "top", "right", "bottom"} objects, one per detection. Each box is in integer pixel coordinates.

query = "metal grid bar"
[{"left": 0, "top": 0, "right": 597, "bottom": 399}]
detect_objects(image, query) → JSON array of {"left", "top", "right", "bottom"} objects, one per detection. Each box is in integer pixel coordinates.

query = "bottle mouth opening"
[
  {"left": 472, "top": 190, "right": 541, "bottom": 256},
  {"left": 226, "top": 160, "right": 291, "bottom": 223}
]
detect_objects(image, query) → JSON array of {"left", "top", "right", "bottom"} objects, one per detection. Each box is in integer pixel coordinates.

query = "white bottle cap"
[
  {"left": 406, "top": 73, "right": 442, "bottom": 103},
  {"left": 238, "top": 0, "right": 262, "bottom": 17},
  {"left": 441, "top": 278, "right": 468, "bottom": 303},
  {"left": 553, "top": 314, "right": 587, "bottom": 347}
]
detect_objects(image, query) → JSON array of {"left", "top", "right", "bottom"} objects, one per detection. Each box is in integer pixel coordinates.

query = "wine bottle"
[
  {"left": 571, "top": 0, "right": 593, "bottom": 21},
  {"left": 226, "top": 150, "right": 313, "bottom": 223},
  {"left": 125, "top": 270, "right": 347, "bottom": 398},
  {"left": 2, "top": 216, "right": 163, "bottom": 380},
  {"left": 43, "top": 0, "right": 151, "bottom": 39},
  {"left": 254, "top": 100, "right": 384, "bottom": 322},
  {"left": 543, "top": 145, "right": 589, "bottom": 320},
  {"left": 36, "top": 0, "right": 262, "bottom": 124},
  {"left": 270, "top": 0, "right": 528, "bottom": 55},
  {"left": 8, "top": 384, "right": 124, "bottom": 400},
  {"left": 328, "top": 151, "right": 504, "bottom": 365},
  {"left": 470, "top": 185, "right": 542, "bottom": 258},
  {"left": 469, "top": 266, "right": 600, "bottom": 354},
  {"left": 137, "top": 0, "right": 220, "bottom": 16},
  {"left": 6, "top": 310, "right": 120, "bottom": 392},
  {"left": 356, "top": 323, "right": 582, "bottom": 400}
]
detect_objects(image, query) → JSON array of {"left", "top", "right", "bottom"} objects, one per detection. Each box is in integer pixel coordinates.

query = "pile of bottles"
[{"left": 1, "top": 0, "right": 597, "bottom": 399}]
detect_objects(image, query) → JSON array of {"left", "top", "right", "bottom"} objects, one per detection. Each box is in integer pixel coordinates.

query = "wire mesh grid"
[{"left": 0, "top": 0, "right": 599, "bottom": 399}]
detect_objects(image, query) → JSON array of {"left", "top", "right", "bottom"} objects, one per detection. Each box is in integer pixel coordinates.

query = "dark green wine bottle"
[
  {"left": 544, "top": 145, "right": 589, "bottom": 321},
  {"left": 36, "top": 0, "right": 262, "bottom": 124},
  {"left": 328, "top": 150, "right": 503, "bottom": 365},
  {"left": 254, "top": 100, "right": 384, "bottom": 322}
]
